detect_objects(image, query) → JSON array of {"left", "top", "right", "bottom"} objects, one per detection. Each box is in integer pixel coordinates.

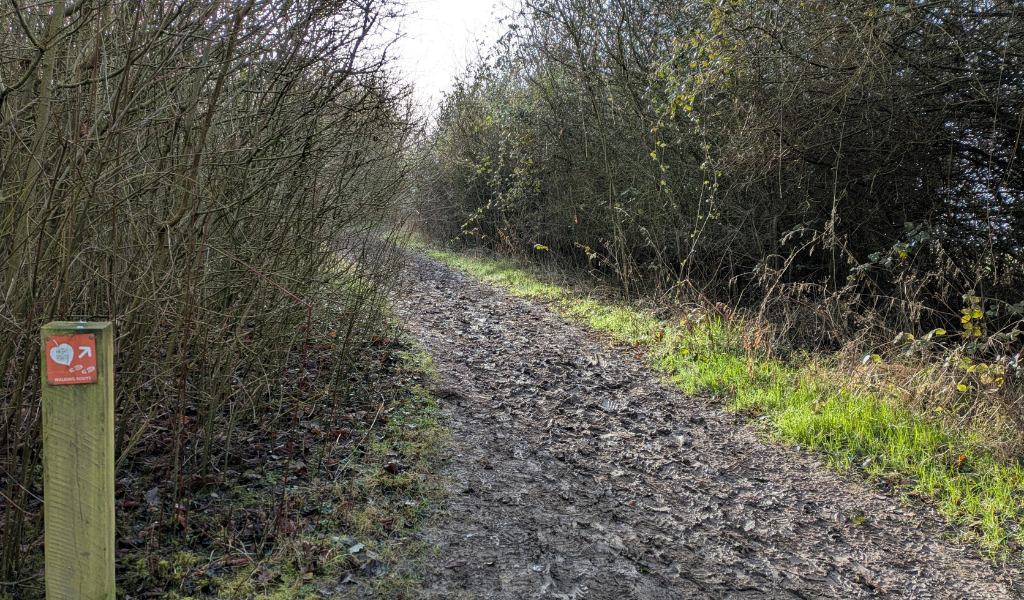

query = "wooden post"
[{"left": 41, "top": 321, "right": 115, "bottom": 600}]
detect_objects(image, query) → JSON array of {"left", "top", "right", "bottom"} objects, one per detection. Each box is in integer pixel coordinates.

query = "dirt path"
[{"left": 395, "top": 253, "right": 1019, "bottom": 599}]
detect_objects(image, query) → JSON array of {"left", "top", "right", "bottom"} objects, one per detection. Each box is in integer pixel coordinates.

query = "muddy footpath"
[{"left": 393, "top": 252, "right": 1022, "bottom": 600}]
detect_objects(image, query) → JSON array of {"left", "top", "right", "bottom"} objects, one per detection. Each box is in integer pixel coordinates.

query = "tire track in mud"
[{"left": 395, "top": 253, "right": 1019, "bottom": 600}]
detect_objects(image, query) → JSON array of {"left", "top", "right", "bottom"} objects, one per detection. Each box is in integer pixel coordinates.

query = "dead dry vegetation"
[{"left": 0, "top": 0, "right": 429, "bottom": 595}]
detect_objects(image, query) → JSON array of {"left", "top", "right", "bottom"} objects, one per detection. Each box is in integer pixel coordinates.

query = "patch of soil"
[{"left": 396, "top": 253, "right": 1021, "bottom": 599}]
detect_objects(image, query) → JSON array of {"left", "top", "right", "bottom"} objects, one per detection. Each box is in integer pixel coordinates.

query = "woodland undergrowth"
[
  {"left": 0, "top": 0, "right": 423, "bottom": 592},
  {"left": 4, "top": 328, "right": 447, "bottom": 600}
]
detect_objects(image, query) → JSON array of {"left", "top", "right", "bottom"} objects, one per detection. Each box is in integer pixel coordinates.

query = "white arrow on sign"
[{"left": 78, "top": 346, "right": 93, "bottom": 359}]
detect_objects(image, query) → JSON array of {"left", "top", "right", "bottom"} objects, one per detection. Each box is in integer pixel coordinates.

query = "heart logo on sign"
[{"left": 49, "top": 343, "right": 74, "bottom": 367}]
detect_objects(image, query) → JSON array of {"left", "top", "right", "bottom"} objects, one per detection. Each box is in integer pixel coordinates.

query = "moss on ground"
[{"left": 196, "top": 342, "right": 446, "bottom": 600}]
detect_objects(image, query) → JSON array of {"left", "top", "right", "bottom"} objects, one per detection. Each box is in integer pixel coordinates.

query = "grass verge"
[
  {"left": 209, "top": 341, "right": 446, "bottom": 600},
  {"left": 427, "top": 248, "right": 1024, "bottom": 560}
]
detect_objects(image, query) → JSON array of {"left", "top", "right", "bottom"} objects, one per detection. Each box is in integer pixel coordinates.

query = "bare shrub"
[{"left": 0, "top": 0, "right": 413, "bottom": 581}]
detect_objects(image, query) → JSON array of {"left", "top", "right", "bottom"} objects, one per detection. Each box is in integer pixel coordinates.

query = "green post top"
[{"left": 42, "top": 321, "right": 112, "bottom": 332}]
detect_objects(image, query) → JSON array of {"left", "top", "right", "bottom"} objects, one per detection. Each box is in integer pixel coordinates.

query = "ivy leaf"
[{"left": 861, "top": 354, "right": 882, "bottom": 365}]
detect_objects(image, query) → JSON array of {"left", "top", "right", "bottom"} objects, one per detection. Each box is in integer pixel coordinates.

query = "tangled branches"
[
  {"left": 1, "top": 0, "right": 412, "bottom": 581},
  {"left": 417, "top": 0, "right": 1023, "bottom": 344}
]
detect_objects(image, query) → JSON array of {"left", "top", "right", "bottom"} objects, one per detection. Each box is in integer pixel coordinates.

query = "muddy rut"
[{"left": 394, "top": 253, "right": 1019, "bottom": 599}]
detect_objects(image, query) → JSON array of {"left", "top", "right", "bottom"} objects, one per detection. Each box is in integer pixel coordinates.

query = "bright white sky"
[{"left": 385, "top": 0, "right": 512, "bottom": 113}]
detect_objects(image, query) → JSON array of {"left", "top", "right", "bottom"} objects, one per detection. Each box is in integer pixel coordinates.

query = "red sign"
[{"left": 45, "top": 334, "right": 98, "bottom": 385}]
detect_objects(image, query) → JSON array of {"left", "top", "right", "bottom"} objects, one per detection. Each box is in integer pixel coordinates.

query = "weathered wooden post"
[{"left": 40, "top": 321, "right": 115, "bottom": 600}]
